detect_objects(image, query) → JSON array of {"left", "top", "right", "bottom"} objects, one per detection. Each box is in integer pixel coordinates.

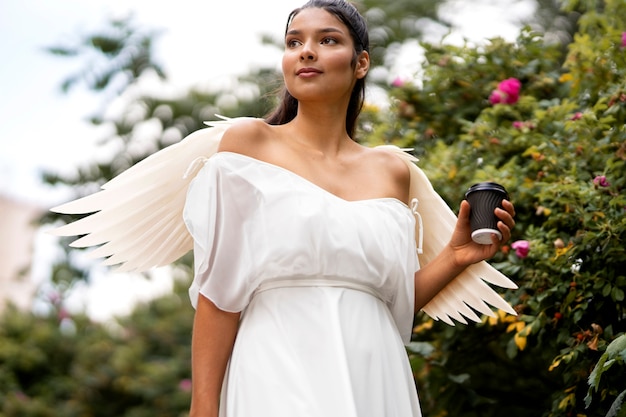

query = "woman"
[{"left": 183, "top": 1, "right": 516, "bottom": 416}]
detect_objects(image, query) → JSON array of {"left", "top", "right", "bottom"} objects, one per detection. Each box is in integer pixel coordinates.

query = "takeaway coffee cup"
[{"left": 465, "top": 182, "right": 509, "bottom": 245}]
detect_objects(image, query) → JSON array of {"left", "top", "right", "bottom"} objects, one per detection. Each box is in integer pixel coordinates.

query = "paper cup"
[{"left": 465, "top": 182, "right": 509, "bottom": 244}]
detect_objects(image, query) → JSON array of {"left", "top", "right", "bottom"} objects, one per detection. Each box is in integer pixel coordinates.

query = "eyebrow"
[{"left": 285, "top": 27, "right": 346, "bottom": 36}]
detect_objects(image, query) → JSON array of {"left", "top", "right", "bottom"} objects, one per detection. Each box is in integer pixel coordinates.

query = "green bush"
[
  {"left": 379, "top": 1, "right": 625, "bottom": 416},
  {"left": 0, "top": 278, "right": 194, "bottom": 417}
]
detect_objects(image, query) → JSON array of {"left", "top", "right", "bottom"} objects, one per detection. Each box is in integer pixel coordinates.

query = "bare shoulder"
[
  {"left": 358, "top": 146, "right": 411, "bottom": 203},
  {"left": 364, "top": 147, "right": 411, "bottom": 184},
  {"left": 217, "top": 118, "right": 272, "bottom": 156}
]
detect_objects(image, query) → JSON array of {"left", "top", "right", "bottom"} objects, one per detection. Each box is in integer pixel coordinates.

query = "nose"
[{"left": 299, "top": 41, "right": 316, "bottom": 61}]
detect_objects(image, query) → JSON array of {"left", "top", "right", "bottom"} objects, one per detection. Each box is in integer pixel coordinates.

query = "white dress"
[{"left": 183, "top": 152, "right": 422, "bottom": 417}]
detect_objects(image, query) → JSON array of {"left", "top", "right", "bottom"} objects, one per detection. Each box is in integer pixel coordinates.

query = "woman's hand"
[
  {"left": 413, "top": 198, "right": 516, "bottom": 311},
  {"left": 448, "top": 199, "right": 516, "bottom": 269}
]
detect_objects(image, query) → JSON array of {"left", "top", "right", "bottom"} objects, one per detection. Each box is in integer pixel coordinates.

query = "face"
[{"left": 282, "top": 7, "right": 369, "bottom": 105}]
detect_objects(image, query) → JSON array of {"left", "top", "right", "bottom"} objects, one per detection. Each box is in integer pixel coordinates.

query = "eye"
[
  {"left": 286, "top": 38, "right": 302, "bottom": 48},
  {"left": 321, "top": 37, "right": 338, "bottom": 45}
]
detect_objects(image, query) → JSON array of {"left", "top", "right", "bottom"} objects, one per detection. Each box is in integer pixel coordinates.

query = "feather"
[
  {"left": 376, "top": 145, "right": 517, "bottom": 325},
  {"left": 49, "top": 117, "right": 248, "bottom": 271}
]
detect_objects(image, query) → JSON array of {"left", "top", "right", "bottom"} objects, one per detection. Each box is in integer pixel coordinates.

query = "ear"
[{"left": 355, "top": 50, "right": 370, "bottom": 79}]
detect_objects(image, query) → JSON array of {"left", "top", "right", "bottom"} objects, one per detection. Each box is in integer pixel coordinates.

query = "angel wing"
[
  {"left": 50, "top": 116, "right": 516, "bottom": 324},
  {"left": 49, "top": 116, "right": 253, "bottom": 272},
  {"left": 378, "top": 145, "right": 518, "bottom": 325}
]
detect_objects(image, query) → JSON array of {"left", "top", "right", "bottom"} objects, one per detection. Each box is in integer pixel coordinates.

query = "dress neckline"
[{"left": 215, "top": 151, "right": 410, "bottom": 209}]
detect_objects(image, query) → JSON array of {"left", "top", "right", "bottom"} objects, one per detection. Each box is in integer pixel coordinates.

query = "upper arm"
[{"left": 389, "top": 153, "right": 411, "bottom": 204}]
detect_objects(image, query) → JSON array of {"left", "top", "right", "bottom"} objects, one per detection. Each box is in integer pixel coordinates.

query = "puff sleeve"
[{"left": 183, "top": 157, "right": 258, "bottom": 312}]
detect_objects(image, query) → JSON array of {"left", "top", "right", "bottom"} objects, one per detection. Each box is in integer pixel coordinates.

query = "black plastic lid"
[{"left": 465, "top": 182, "right": 509, "bottom": 199}]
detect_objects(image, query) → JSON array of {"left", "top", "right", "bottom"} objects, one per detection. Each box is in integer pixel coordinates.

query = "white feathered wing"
[
  {"left": 49, "top": 117, "right": 250, "bottom": 272},
  {"left": 50, "top": 116, "right": 516, "bottom": 324},
  {"left": 377, "top": 146, "right": 518, "bottom": 325}
]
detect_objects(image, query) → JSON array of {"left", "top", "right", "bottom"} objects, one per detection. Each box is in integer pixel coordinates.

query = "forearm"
[
  {"left": 413, "top": 199, "right": 516, "bottom": 312},
  {"left": 189, "top": 294, "right": 240, "bottom": 417},
  {"left": 413, "top": 244, "right": 466, "bottom": 312}
]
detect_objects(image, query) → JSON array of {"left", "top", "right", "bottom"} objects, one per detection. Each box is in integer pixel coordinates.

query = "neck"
[{"left": 288, "top": 102, "right": 352, "bottom": 156}]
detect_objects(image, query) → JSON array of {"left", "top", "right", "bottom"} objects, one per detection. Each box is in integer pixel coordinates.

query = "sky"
[{"left": 0, "top": 0, "right": 533, "bottom": 320}]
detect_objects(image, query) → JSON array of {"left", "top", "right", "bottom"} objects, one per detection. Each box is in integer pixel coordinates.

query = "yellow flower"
[
  {"left": 413, "top": 319, "right": 434, "bottom": 334},
  {"left": 554, "top": 242, "right": 574, "bottom": 259},
  {"left": 485, "top": 309, "right": 517, "bottom": 326},
  {"left": 507, "top": 321, "right": 530, "bottom": 351},
  {"left": 507, "top": 321, "right": 525, "bottom": 333},
  {"left": 514, "top": 332, "right": 527, "bottom": 351}
]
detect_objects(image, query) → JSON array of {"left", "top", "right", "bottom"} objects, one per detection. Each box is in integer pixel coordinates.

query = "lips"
[{"left": 296, "top": 67, "right": 322, "bottom": 76}]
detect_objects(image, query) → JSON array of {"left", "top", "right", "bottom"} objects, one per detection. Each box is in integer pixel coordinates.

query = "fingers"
[
  {"left": 458, "top": 200, "right": 471, "bottom": 221},
  {"left": 502, "top": 199, "right": 516, "bottom": 217},
  {"left": 490, "top": 232, "right": 503, "bottom": 246},
  {"left": 495, "top": 201, "right": 516, "bottom": 228},
  {"left": 495, "top": 199, "right": 516, "bottom": 243},
  {"left": 497, "top": 220, "right": 511, "bottom": 243}
]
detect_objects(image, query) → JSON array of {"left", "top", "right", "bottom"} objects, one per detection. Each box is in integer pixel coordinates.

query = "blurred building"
[{"left": 0, "top": 194, "right": 42, "bottom": 313}]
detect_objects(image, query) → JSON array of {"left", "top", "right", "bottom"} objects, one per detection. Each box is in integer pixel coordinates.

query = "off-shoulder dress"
[{"left": 184, "top": 151, "right": 422, "bottom": 417}]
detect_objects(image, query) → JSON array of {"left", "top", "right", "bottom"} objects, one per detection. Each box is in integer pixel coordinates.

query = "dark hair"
[{"left": 264, "top": 0, "right": 369, "bottom": 139}]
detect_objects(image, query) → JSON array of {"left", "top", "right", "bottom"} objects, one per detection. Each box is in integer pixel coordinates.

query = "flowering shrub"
[
  {"left": 377, "top": 0, "right": 626, "bottom": 416},
  {"left": 0, "top": 280, "right": 194, "bottom": 416},
  {"left": 489, "top": 78, "right": 522, "bottom": 105}
]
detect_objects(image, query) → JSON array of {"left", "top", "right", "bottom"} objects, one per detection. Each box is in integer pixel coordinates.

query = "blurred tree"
[
  {"left": 0, "top": 276, "right": 194, "bottom": 417},
  {"left": 359, "top": 0, "right": 445, "bottom": 67},
  {"left": 46, "top": 15, "right": 166, "bottom": 97},
  {"left": 523, "top": 0, "right": 580, "bottom": 45}
]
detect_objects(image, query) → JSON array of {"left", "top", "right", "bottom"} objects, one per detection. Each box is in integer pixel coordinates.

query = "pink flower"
[
  {"left": 593, "top": 175, "right": 610, "bottom": 187},
  {"left": 512, "top": 120, "right": 535, "bottom": 130},
  {"left": 489, "top": 89, "right": 505, "bottom": 104},
  {"left": 571, "top": 112, "right": 583, "bottom": 120},
  {"left": 179, "top": 379, "right": 192, "bottom": 392},
  {"left": 511, "top": 240, "right": 530, "bottom": 258},
  {"left": 391, "top": 77, "right": 405, "bottom": 87},
  {"left": 489, "top": 78, "right": 521, "bottom": 105},
  {"left": 498, "top": 78, "right": 522, "bottom": 99},
  {"left": 621, "top": 32, "right": 626, "bottom": 48}
]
